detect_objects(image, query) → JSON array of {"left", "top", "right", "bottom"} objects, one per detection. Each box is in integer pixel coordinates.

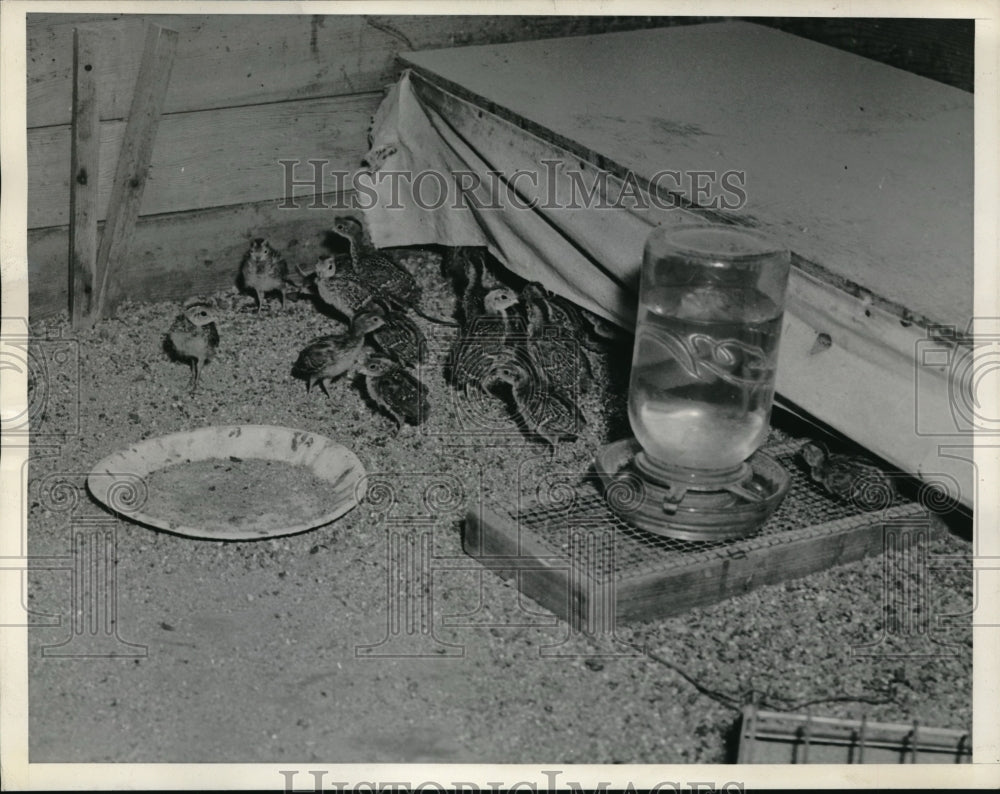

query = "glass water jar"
[{"left": 628, "top": 223, "right": 791, "bottom": 474}]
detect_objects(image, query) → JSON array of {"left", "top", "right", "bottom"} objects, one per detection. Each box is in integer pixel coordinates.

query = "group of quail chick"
[
  {"left": 165, "top": 229, "right": 623, "bottom": 449},
  {"left": 292, "top": 216, "right": 450, "bottom": 430},
  {"left": 443, "top": 246, "right": 621, "bottom": 456},
  {"left": 165, "top": 236, "right": 293, "bottom": 396},
  {"left": 163, "top": 230, "right": 902, "bottom": 500},
  {"left": 166, "top": 216, "right": 441, "bottom": 431}
]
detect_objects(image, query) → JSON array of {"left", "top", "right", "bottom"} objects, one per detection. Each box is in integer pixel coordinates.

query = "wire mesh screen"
[{"left": 499, "top": 440, "right": 924, "bottom": 581}]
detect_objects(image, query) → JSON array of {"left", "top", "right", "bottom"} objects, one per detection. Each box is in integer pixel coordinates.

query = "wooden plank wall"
[
  {"left": 25, "top": 14, "right": 972, "bottom": 320},
  {"left": 26, "top": 13, "right": 710, "bottom": 319}
]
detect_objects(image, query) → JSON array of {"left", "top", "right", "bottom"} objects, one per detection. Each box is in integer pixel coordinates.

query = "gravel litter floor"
[{"left": 26, "top": 247, "right": 972, "bottom": 763}]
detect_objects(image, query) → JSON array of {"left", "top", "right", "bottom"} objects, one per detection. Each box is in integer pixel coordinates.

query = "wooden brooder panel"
[
  {"left": 403, "top": 21, "right": 972, "bottom": 330},
  {"left": 462, "top": 442, "right": 930, "bottom": 625},
  {"left": 399, "top": 22, "right": 974, "bottom": 508}
]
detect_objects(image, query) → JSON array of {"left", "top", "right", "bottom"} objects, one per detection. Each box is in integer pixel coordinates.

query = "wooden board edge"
[
  {"left": 462, "top": 502, "right": 572, "bottom": 623},
  {"left": 465, "top": 497, "right": 930, "bottom": 627},
  {"left": 614, "top": 506, "right": 930, "bottom": 623}
]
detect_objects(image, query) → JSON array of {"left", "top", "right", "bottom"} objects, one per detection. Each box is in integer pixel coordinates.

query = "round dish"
[{"left": 87, "top": 425, "right": 366, "bottom": 540}]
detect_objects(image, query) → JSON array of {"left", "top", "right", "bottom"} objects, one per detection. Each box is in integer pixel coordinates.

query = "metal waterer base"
[
  {"left": 461, "top": 440, "right": 927, "bottom": 625},
  {"left": 595, "top": 438, "right": 790, "bottom": 542}
]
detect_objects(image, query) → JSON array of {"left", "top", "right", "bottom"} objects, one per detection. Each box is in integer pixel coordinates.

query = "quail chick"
[
  {"left": 520, "top": 281, "right": 589, "bottom": 337},
  {"left": 524, "top": 280, "right": 628, "bottom": 351},
  {"left": 548, "top": 289, "right": 627, "bottom": 352},
  {"left": 455, "top": 247, "right": 490, "bottom": 330},
  {"left": 441, "top": 245, "right": 473, "bottom": 290},
  {"left": 579, "top": 306, "right": 631, "bottom": 350},
  {"left": 798, "top": 441, "right": 897, "bottom": 511},
  {"left": 474, "top": 288, "right": 521, "bottom": 338},
  {"left": 166, "top": 299, "right": 220, "bottom": 393},
  {"left": 313, "top": 254, "right": 343, "bottom": 279},
  {"left": 366, "top": 303, "right": 428, "bottom": 368},
  {"left": 585, "top": 312, "right": 620, "bottom": 339},
  {"left": 450, "top": 288, "right": 521, "bottom": 394},
  {"left": 310, "top": 255, "right": 378, "bottom": 321},
  {"left": 291, "top": 310, "right": 386, "bottom": 396},
  {"left": 520, "top": 281, "right": 594, "bottom": 395},
  {"left": 492, "top": 359, "right": 586, "bottom": 458},
  {"left": 528, "top": 335, "right": 593, "bottom": 396},
  {"left": 357, "top": 352, "right": 430, "bottom": 431},
  {"left": 331, "top": 216, "right": 421, "bottom": 308},
  {"left": 240, "top": 238, "right": 291, "bottom": 311},
  {"left": 520, "top": 281, "right": 549, "bottom": 338},
  {"left": 332, "top": 216, "right": 457, "bottom": 326}
]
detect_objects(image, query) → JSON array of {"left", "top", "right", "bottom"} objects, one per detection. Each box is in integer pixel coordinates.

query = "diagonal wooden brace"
[{"left": 93, "top": 23, "right": 178, "bottom": 320}]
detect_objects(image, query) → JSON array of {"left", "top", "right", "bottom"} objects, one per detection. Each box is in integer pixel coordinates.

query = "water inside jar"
[{"left": 628, "top": 283, "right": 782, "bottom": 470}]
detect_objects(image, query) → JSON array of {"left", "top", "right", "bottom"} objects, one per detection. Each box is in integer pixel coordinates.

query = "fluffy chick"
[
  {"left": 165, "top": 299, "right": 220, "bottom": 393},
  {"left": 579, "top": 306, "right": 630, "bottom": 349},
  {"left": 310, "top": 255, "right": 378, "bottom": 321},
  {"left": 331, "top": 216, "right": 421, "bottom": 309},
  {"left": 492, "top": 359, "right": 585, "bottom": 458},
  {"left": 520, "top": 281, "right": 594, "bottom": 393},
  {"left": 366, "top": 303, "right": 428, "bottom": 368},
  {"left": 240, "top": 238, "right": 291, "bottom": 311},
  {"left": 450, "top": 288, "right": 521, "bottom": 394},
  {"left": 473, "top": 288, "right": 521, "bottom": 338},
  {"left": 357, "top": 352, "right": 430, "bottom": 430},
  {"left": 798, "top": 441, "right": 897, "bottom": 511},
  {"left": 291, "top": 311, "right": 385, "bottom": 396},
  {"left": 455, "top": 247, "right": 490, "bottom": 330}
]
